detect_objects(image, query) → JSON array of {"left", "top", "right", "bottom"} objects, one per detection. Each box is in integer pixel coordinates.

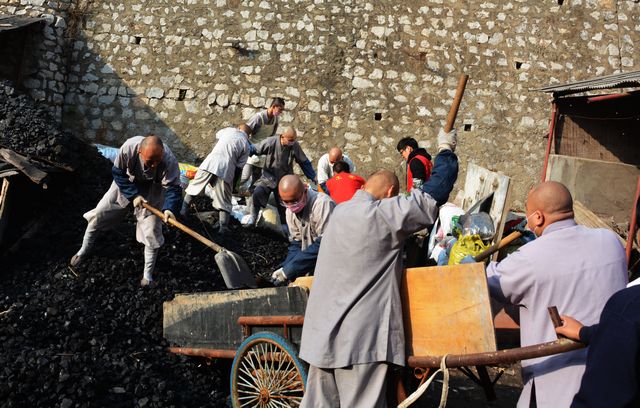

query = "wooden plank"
[
  {"left": 574, "top": 200, "right": 628, "bottom": 248},
  {"left": 546, "top": 154, "right": 639, "bottom": 224},
  {"left": 461, "top": 163, "right": 513, "bottom": 260},
  {"left": 0, "top": 177, "right": 10, "bottom": 247},
  {"left": 163, "top": 286, "right": 308, "bottom": 350},
  {"left": 402, "top": 263, "right": 497, "bottom": 357}
]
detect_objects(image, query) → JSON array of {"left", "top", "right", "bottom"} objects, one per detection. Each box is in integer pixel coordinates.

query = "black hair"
[
  {"left": 396, "top": 137, "right": 418, "bottom": 152},
  {"left": 332, "top": 160, "right": 350, "bottom": 174},
  {"left": 271, "top": 97, "right": 285, "bottom": 108}
]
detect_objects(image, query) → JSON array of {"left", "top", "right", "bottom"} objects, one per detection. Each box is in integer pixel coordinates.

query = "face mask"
[
  {"left": 273, "top": 110, "right": 282, "bottom": 117},
  {"left": 525, "top": 211, "right": 539, "bottom": 237},
  {"left": 285, "top": 191, "right": 307, "bottom": 213}
]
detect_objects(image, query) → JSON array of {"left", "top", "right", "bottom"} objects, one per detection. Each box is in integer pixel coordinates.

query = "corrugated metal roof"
[
  {"left": 532, "top": 70, "right": 640, "bottom": 96},
  {"left": 0, "top": 15, "right": 45, "bottom": 34}
]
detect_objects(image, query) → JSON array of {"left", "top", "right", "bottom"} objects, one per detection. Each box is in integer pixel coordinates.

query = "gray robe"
[
  {"left": 486, "top": 219, "right": 627, "bottom": 408},
  {"left": 286, "top": 189, "right": 335, "bottom": 250},
  {"left": 252, "top": 135, "right": 309, "bottom": 188},
  {"left": 196, "top": 127, "right": 250, "bottom": 186},
  {"left": 299, "top": 189, "right": 440, "bottom": 368},
  {"left": 84, "top": 136, "right": 181, "bottom": 249}
]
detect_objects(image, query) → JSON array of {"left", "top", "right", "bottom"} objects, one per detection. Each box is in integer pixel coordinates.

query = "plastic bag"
[
  {"left": 461, "top": 212, "right": 495, "bottom": 240},
  {"left": 448, "top": 234, "right": 490, "bottom": 265}
]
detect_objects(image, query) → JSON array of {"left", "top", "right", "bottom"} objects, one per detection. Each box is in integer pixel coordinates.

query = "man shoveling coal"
[{"left": 70, "top": 135, "right": 182, "bottom": 287}]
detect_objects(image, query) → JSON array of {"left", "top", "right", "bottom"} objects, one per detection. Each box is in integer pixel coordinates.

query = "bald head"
[
  {"left": 526, "top": 181, "right": 574, "bottom": 235},
  {"left": 139, "top": 135, "right": 164, "bottom": 169},
  {"left": 364, "top": 170, "right": 400, "bottom": 200},
  {"left": 280, "top": 127, "right": 297, "bottom": 146},
  {"left": 328, "top": 147, "right": 343, "bottom": 164},
  {"left": 278, "top": 174, "right": 306, "bottom": 202},
  {"left": 238, "top": 124, "right": 252, "bottom": 136}
]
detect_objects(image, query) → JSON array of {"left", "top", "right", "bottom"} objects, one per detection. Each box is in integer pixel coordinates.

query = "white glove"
[
  {"left": 411, "top": 178, "right": 424, "bottom": 189},
  {"left": 437, "top": 128, "right": 458, "bottom": 153},
  {"left": 271, "top": 268, "right": 287, "bottom": 284},
  {"left": 163, "top": 210, "right": 176, "bottom": 223},
  {"left": 133, "top": 195, "right": 147, "bottom": 208},
  {"left": 241, "top": 214, "right": 255, "bottom": 226}
]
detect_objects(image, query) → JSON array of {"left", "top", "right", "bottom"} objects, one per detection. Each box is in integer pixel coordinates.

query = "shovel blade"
[{"left": 214, "top": 250, "right": 258, "bottom": 289}]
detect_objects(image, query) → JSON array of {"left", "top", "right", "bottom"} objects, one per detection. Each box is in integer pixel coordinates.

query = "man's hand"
[
  {"left": 133, "top": 196, "right": 147, "bottom": 208},
  {"left": 163, "top": 210, "right": 176, "bottom": 223},
  {"left": 241, "top": 214, "right": 255, "bottom": 227},
  {"left": 437, "top": 128, "right": 458, "bottom": 153},
  {"left": 271, "top": 268, "right": 287, "bottom": 285},
  {"left": 555, "top": 315, "right": 584, "bottom": 341}
]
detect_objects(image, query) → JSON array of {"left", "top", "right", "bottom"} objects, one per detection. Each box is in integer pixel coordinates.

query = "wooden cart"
[{"left": 164, "top": 263, "right": 582, "bottom": 407}]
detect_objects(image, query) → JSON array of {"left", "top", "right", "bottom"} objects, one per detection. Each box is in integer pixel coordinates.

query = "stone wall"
[
  {"left": 1, "top": 0, "right": 74, "bottom": 121},
  {"left": 2, "top": 0, "right": 639, "bottom": 208}
]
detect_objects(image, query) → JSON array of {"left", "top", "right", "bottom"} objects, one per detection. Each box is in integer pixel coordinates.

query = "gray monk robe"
[
  {"left": 486, "top": 219, "right": 627, "bottom": 408},
  {"left": 299, "top": 188, "right": 440, "bottom": 368}
]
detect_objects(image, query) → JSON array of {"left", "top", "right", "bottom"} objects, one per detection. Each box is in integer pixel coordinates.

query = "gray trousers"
[{"left": 301, "top": 362, "right": 389, "bottom": 408}]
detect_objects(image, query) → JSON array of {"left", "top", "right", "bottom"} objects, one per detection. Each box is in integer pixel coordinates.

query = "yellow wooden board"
[{"left": 402, "top": 263, "right": 496, "bottom": 357}]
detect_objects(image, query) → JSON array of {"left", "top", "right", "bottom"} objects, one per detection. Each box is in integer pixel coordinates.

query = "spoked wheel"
[{"left": 230, "top": 332, "right": 307, "bottom": 407}]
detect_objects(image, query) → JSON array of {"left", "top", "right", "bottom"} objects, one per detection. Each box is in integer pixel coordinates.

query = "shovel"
[{"left": 142, "top": 202, "right": 257, "bottom": 289}]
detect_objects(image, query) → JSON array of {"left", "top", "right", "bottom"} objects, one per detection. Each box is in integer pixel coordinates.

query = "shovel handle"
[
  {"left": 474, "top": 230, "right": 523, "bottom": 263},
  {"left": 444, "top": 74, "right": 469, "bottom": 132},
  {"left": 142, "top": 202, "right": 223, "bottom": 253}
]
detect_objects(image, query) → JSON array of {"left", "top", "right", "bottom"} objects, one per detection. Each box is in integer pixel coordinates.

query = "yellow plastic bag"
[{"left": 448, "top": 234, "right": 490, "bottom": 265}]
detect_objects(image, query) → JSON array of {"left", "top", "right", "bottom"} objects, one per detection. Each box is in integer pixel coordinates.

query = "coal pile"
[{"left": 0, "top": 82, "right": 288, "bottom": 408}]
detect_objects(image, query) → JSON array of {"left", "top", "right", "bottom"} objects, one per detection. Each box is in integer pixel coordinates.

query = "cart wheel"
[{"left": 230, "top": 332, "right": 307, "bottom": 407}]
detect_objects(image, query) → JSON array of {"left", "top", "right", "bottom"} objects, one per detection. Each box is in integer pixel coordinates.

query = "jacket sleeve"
[
  {"left": 421, "top": 149, "right": 458, "bottom": 206},
  {"left": 282, "top": 237, "right": 322, "bottom": 279},
  {"left": 300, "top": 160, "right": 317, "bottom": 182},
  {"left": 252, "top": 138, "right": 271, "bottom": 156},
  {"left": 112, "top": 165, "right": 139, "bottom": 200},
  {"left": 161, "top": 156, "right": 183, "bottom": 214},
  {"left": 572, "top": 307, "right": 638, "bottom": 408}
]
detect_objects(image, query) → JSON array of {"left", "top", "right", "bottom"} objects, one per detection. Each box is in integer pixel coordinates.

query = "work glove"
[
  {"left": 163, "top": 210, "right": 176, "bottom": 223},
  {"left": 241, "top": 214, "right": 255, "bottom": 227},
  {"left": 271, "top": 268, "right": 288, "bottom": 285},
  {"left": 437, "top": 128, "right": 458, "bottom": 153},
  {"left": 411, "top": 178, "right": 424, "bottom": 189},
  {"left": 132, "top": 195, "right": 147, "bottom": 208}
]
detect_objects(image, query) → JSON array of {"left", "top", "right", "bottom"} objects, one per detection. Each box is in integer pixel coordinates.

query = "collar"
[
  {"left": 352, "top": 189, "right": 375, "bottom": 202},
  {"left": 541, "top": 218, "right": 577, "bottom": 236}
]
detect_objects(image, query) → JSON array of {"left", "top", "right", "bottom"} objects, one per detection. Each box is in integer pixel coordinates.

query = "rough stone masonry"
[{"left": 2, "top": 0, "right": 638, "bottom": 208}]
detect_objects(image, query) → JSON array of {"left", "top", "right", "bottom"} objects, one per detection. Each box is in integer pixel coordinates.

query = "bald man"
[
  {"left": 241, "top": 127, "right": 317, "bottom": 227},
  {"left": 270, "top": 175, "right": 335, "bottom": 285},
  {"left": 317, "top": 147, "right": 355, "bottom": 191},
  {"left": 485, "top": 181, "right": 627, "bottom": 408},
  {"left": 70, "top": 135, "right": 182, "bottom": 286},
  {"left": 300, "top": 147, "right": 459, "bottom": 407},
  {"left": 181, "top": 125, "right": 252, "bottom": 234}
]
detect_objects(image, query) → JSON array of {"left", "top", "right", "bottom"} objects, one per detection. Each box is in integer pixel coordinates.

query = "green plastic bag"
[{"left": 448, "top": 234, "right": 490, "bottom": 265}]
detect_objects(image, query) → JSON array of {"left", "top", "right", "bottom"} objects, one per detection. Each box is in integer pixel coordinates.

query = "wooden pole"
[{"left": 444, "top": 74, "right": 469, "bottom": 132}]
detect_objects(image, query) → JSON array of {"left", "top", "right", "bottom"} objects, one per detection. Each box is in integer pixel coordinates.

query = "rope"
[{"left": 397, "top": 355, "right": 450, "bottom": 408}]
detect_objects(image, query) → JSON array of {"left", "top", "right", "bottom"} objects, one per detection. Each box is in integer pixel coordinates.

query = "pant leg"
[
  {"left": 300, "top": 365, "right": 340, "bottom": 408},
  {"left": 251, "top": 184, "right": 272, "bottom": 218},
  {"left": 282, "top": 238, "right": 321, "bottom": 279},
  {"left": 334, "top": 362, "right": 389, "bottom": 408}
]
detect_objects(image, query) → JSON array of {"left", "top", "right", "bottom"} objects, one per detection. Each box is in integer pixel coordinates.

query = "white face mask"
[{"left": 525, "top": 211, "right": 539, "bottom": 237}]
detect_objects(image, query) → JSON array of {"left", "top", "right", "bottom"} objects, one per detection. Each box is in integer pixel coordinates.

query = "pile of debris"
[{"left": 0, "top": 81, "right": 287, "bottom": 407}]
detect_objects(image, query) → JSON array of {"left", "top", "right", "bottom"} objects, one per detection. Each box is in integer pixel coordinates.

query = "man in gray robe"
[
  {"left": 299, "top": 144, "right": 459, "bottom": 407},
  {"left": 485, "top": 181, "right": 627, "bottom": 408},
  {"left": 181, "top": 124, "right": 251, "bottom": 234},
  {"left": 241, "top": 127, "right": 316, "bottom": 227},
  {"left": 270, "top": 175, "right": 335, "bottom": 285},
  {"left": 70, "top": 135, "right": 182, "bottom": 286}
]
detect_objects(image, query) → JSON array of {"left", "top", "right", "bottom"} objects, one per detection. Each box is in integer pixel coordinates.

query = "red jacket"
[
  {"left": 326, "top": 173, "right": 365, "bottom": 204},
  {"left": 406, "top": 148, "right": 432, "bottom": 191}
]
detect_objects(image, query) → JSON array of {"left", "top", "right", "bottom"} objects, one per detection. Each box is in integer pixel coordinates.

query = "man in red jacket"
[
  {"left": 325, "top": 161, "right": 365, "bottom": 204},
  {"left": 396, "top": 137, "right": 432, "bottom": 192}
]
